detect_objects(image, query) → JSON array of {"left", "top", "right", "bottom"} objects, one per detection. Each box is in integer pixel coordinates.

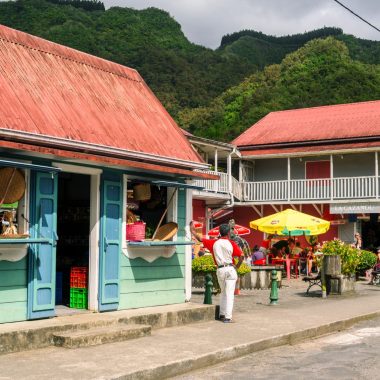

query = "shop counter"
[
  {"left": 126, "top": 240, "right": 194, "bottom": 263},
  {"left": 0, "top": 238, "right": 52, "bottom": 261}
]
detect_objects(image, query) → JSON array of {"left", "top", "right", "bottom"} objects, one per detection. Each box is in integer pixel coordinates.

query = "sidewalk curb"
[{"left": 113, "top": 310, "right": 380, "bottom": 380}]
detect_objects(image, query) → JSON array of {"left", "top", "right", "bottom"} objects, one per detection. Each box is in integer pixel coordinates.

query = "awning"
[{"left": 0, "top": 159, "right": 61, "bottom": 173}]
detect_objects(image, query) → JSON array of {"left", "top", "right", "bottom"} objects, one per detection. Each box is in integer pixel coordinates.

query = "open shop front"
[
  {"left": 121, "top": 179, "right": 196, "bottom": 309},
  {"left": 56, "top": 172, "right": 91, "bottom": 312},
  {"left": 0, "top": 160, "right": 61, "bottom": 323}
]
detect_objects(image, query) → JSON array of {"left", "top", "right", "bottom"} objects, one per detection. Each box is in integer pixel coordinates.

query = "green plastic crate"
[{"left": 69, "top": 288, "right": 88, "bottom": 309}]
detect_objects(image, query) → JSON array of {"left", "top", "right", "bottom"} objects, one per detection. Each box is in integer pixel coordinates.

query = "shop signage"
[{"left": 330, "top": 203, "right": 380, "bottom": 214}]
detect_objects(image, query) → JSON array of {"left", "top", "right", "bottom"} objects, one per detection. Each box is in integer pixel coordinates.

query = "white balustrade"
[
  {"left": 193, "top": 170, "right": 229, "bottom": 194},
  {"left": 242, "top": 176, "right": 378, "bottom": 202},
  {"left": 194, "top": 173, "right": 378, "bottom": 203}
]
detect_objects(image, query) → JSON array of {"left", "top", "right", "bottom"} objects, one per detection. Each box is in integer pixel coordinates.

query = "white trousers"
[{"left": 217, "top": 266, "right": 237, "bottom": 319}]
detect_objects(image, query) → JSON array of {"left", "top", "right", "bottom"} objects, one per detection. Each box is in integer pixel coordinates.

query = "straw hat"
[
  {"left": 154, "top": 222, "right": 178, "bottom": 241},
  {"left": 0, "top": 168, "right": 26, "bottom": 204}
]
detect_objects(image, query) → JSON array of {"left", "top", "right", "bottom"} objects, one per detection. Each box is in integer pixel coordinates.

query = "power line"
[{"left": 332, "top": 0, "right": 380, "bottom": 33}]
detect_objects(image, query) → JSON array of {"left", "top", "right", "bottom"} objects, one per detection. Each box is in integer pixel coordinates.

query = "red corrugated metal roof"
[
  {"left": 0, "top": 140, "right": 218, "bottom": 179},
  {"left": 0, "top": 24, "right": 203, "bottom": 166},
  {"left": 233, "top": 101, "right": 380, "bottom": 148}
]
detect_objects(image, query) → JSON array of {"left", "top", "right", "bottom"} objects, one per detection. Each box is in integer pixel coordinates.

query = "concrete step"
[
  {"left": 52, "top": 324, "right": 151, "bottom": 348},
  {"left": 0, "top": 303, "right": 216, "bottom": 355}
]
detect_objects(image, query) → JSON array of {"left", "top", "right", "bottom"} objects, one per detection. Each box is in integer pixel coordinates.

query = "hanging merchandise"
[
  {"left": 133, "top": 183, "right": 151, "bottom": 201},
  {"left": 0, "top": 168, "right": 26, "bottom": 205}
]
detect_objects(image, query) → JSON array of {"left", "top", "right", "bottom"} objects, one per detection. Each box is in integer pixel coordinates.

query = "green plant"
[
  {"left": 235, "top": 259, "right": 251, "bottom": 276},
  {"left": 192, "top": 255, "right": 216, "bottom": 275},
  {"left": 357, "top": 250, "right": 377, "bottom": 275},
  {"left": 321, "top": 239, "right": 360, "bottom": 276}
]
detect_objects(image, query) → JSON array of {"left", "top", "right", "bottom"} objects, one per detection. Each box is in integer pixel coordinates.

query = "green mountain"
[
  {"left": 0, "top": 0, "right": 379, "bottom": 141},
  {"left": 219, "top": 28, "right": 380, "bottom": 69},
  {"left": 178, "top": 37, "right": 380, "bottom": 142}
]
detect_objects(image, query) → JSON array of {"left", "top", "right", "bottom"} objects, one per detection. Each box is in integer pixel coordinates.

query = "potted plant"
[
  {"left": 321, "top": 239, "right": 360, "bottom": 293},
  {"left": 356, "top": 249, "right": 377, "bottom": 279}
]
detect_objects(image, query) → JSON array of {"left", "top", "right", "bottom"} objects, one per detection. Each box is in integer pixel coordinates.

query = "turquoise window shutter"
[
  {"left": 99, "top": 175, "right": 122, "bottom": 311},
  {"left": 28, "top": 172, "right": 58, "bottom": 319}
]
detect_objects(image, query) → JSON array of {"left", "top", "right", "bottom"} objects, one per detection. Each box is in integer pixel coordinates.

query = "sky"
[{"left": 103, "top": 0, "right": 380, "bottom": 49}]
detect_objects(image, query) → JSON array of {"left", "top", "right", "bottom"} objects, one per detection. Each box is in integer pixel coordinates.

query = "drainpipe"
[
  {"left": 227, "top": 151, "right": 232, "bottom": 194},
  {"left": 376, "top": 152, "right": 379, "bottom": 200}
]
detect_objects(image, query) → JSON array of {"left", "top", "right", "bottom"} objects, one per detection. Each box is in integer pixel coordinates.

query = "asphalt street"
[{"left": 172, "top": 317, "right": 380, "bottom": 380}]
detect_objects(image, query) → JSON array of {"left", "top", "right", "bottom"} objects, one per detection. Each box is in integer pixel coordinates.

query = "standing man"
[{"left": 190, "top": 222, "right": 243, "bottom": 323}]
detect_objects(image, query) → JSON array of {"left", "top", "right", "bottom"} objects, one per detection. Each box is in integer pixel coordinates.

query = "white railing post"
[
  {"left": 287, "top": 157, "right": 290, "bottom": 201},
  {"left": 214, "top": 149, "right": 218, "bottom": 192},
  {"left": 330, "top": 154, "right": 334, "bottom": 201},
  {"left": 227, "top": 153, "right": 232, "bottom": 194},
  {"left": 376, "top": 152, "right": 379, "bottom": 200}
]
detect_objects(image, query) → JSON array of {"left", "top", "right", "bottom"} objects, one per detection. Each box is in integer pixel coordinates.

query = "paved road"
[{"left": 172, "top": 317, "right": 380, "bottom": 380}]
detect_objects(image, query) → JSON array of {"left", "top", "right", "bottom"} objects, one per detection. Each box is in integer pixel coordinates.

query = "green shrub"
[
  {"left": 322, "top": 239, "right": 360, "bottom": 276},
  {"left": 235, "top": 260, "right": 251, "bottom": 276},
  {"left": 357, "top": 250, "right": 377, "bottom": 275},
  {"left": 192, "top": 255, "right": 216, "bottom": 275},
  {"left": 192, "top": 255, "right": 251, "bottom": 276}
]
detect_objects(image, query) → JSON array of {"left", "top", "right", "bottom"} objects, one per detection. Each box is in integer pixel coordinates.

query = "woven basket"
[
  {"left": 0, "top": 168, "right": 26, "bottom": 204},
  {"left": 126, "top": 222, "right": 146, "bottom": 241},
  {"left": 154, "top": 222, "right": 178, "bottom": 241},
  {"left": 133, "top": 183, "right": 151, "bottom": 201},
  {"left": 0, "top": 234, "right": 29, "bottom": 239}
]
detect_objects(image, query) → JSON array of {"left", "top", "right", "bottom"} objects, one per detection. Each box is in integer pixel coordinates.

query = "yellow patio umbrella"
[{"left": 250, "top": 208, "right": 330, "bottom": 236}]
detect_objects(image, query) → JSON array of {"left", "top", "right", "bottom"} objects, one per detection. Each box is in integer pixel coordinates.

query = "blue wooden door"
[
  {"left": 28, "top": 172, "right": 58, "bottom": 319},
  {"left": 99, "top": 176, "right": 122, "bottom": 311}
]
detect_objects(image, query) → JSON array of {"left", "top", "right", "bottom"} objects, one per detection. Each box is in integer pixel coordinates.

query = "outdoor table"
[{"left": 271, "top": 257, "right": 299, "bottom": 280}]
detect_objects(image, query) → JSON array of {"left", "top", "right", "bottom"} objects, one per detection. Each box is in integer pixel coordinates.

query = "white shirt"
[{"left": 213, "top": 238, "right": 234, "bottom": 266}]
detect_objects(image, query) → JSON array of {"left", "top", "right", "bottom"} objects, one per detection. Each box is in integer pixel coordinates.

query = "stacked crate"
[{"left": 69, "top": 267, "right": 88, "bottom": 309}]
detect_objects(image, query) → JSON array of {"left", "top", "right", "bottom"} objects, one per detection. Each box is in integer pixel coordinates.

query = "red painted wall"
[
  {"left": 192, "top": 199, "right": 206, "bottom": 235},
  {"left": 192, "top": 200, "right": 339, "bottom": 249}
]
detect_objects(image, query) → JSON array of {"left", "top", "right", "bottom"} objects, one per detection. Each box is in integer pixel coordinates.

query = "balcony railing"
[
  {"left": 242, "top": 176, "right": 379, "bottom": 202},
  {"left": 232, "top": 176, "right": 242, "bottom": 200},
  {"left": 194, "top": 170, "right": 229, "bottom": 194}
]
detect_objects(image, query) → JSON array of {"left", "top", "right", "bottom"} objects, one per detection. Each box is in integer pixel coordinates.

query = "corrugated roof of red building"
[
  {"left": 233, "top": 101, "right": 380, "bottom": 150},
  {"left": 0, "top": 24, "right": 203, "bottom": 168}
]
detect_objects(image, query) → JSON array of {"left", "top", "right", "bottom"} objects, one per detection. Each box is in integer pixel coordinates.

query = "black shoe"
[
  {"left": 223, "top": 318, "right": 232, "bottom": 323},
  {"left": 219, "top": 315, "right": 225, "bottom": 320}
]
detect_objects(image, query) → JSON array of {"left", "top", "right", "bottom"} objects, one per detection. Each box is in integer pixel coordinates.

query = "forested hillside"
[
  {"left": 179, "top": 38, "right": 380, "bottom": 141},
  {"left": 219, "top": 28, "right": 380, "bottom": 68},
  {"left": 0, "top": 0, "right": 379, "bottom": 141}
]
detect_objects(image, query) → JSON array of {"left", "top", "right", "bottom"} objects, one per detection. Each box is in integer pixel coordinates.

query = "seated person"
[
  {"left": 292, "top": 241, "right": 303, "bottom": 257},
  {"left": 368, "top": 248, "right": 380, "bottom": 284},
  {"left": 251, "top": 245, "right": 265, "bottom": 264},
  {"left": 307, "top": 248, "right": 316, "bottom": 274},
  {"left": 260, "top": 234, "right": 273, "bottom": 251},
  {"left": 273, "top": 239, "right": 288, "bottom": 253},
  {"left": 276, "top": 246, "right": 286, "bottom": 259},
  {"left": 299, "top": 247, "right": 308, "bottom": 274}
]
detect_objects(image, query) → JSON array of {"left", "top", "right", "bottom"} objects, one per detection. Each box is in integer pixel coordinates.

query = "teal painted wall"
[
  {"left": 119, "top": 188, "right": 187, "bottom": 309},
  {"left": 0, "top": 257, "right": 28, "bottom": 323}
]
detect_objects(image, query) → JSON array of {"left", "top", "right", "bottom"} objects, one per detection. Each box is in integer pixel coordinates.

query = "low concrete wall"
[
  {"left": 327, "top": 275, "right": 356, "bottom": 294},
  {"left": 193, "top": 266, "right": 283, "bottom": 290}
]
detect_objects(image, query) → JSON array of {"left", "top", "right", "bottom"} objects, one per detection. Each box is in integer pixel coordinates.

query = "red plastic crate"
[{"left": 70, "top": 267, "right": 88, "bottom": 288}]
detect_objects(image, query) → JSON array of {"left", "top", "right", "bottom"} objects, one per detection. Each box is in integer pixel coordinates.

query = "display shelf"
[
  {"left": 0, "top": 238, "right": 52, "bottom": 262},
  {"left": 0, "top": 238, "right": 51, "bottom": 244},
  {"left": 126, "top": 240, "right": 194, "bottom": 263}
]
